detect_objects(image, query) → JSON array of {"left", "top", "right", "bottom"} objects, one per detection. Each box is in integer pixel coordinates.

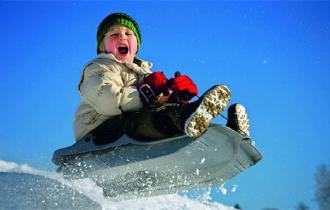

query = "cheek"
[
  {"left": 104, "top": 38, "right": 117, "bottom": 53},
  {"left": 128, "top": 37, "right": 138, "bottom": 54}
]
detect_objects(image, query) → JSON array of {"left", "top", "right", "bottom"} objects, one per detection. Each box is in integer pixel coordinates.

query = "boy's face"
[{"left": 102, "top": 25, "right": 138, "bottom": 62}]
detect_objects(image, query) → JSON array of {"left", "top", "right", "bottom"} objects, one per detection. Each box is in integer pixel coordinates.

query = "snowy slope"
[{"left": 0, "top": 160, "right": 236, "bottom": 210}]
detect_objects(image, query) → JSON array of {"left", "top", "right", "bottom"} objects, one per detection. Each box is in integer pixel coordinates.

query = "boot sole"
[
  {"left": 185, "top": 85, "right": 231, "bottom": 138},
  {"left": 232, "top": 104, "right": 250, "bottom": 136}
]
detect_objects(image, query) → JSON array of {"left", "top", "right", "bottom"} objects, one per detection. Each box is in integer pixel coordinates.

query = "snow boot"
[
  {"left": 226, "top": 103, "right": 250, "bottom": 136},
  {"left": 184, "top": 85, "right": 231, "bottom": 138}
]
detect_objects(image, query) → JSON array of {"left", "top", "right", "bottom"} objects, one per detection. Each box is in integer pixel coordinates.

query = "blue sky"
[{"left": 1, "top": 1, "right": 329, "bottom": 210}]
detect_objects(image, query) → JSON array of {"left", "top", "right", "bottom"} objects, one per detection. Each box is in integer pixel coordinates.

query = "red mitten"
[
  {"left": 168, "top": 75, "right": 198, "bottom": 102},
  {"left": 137, "top": 72, "right": 168, "bottom": 104}
]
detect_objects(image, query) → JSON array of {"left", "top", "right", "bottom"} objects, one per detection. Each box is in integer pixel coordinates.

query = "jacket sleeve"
[{"left": 78, "top": 63, "right": 143, "bottom": 116}]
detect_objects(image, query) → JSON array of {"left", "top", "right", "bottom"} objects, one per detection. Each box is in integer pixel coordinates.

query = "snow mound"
[{"left": 0, "top": 160, "right": 236, "bottom": 210}]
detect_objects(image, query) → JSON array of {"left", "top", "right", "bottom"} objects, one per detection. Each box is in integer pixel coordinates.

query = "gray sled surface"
[{"left": 52, "top": 125, "right": 262, "bottom": 200}]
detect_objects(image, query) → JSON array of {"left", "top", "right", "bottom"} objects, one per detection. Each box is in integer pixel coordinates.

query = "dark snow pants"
[{"left": 90, "top": 102, "right": 199, "bottom": 145}]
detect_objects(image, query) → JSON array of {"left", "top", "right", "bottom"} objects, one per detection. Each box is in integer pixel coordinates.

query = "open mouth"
[{"left": 118, "top": 45, "right": 129, "bottom": 55}]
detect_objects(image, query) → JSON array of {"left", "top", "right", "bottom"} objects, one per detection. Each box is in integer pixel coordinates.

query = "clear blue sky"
[{"left": 1, "top": 1, "right": 329, "bottom": 210}]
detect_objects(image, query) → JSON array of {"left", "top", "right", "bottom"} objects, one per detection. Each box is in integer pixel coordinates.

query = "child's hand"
[
  {"left": 167, "top": 74, "right": 198, "bottom": 101},
  {"left": 137, "top": 71, "right": 168, "bottom": 105},
  {"left": 143, "top": 72, "right": 168, "bottom": 95}
]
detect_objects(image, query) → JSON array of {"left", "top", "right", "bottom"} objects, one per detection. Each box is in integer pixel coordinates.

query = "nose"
[{"left": 119, "top": 32, "right": 127, "bottom": 40}]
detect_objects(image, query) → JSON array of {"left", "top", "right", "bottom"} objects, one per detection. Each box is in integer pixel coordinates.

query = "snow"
[{"left": 0, "top": 159, "right": 237, "bottom": 210}]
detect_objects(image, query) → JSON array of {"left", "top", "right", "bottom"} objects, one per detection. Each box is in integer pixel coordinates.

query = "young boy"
[{"left": 74, "top": 13, "right": 250, "bottom": 144}]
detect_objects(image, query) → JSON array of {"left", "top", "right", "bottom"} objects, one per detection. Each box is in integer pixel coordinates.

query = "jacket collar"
[{"left": 97, "top": 53, "right": 152, "bottom": 75}]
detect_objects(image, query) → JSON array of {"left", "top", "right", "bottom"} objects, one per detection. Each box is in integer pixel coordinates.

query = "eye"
[
  {"left": 125, "top": 32, "right": 133, "bottom": 36},
  {"left": 109, "top": 33, "right": 119, "bottom": 38}
]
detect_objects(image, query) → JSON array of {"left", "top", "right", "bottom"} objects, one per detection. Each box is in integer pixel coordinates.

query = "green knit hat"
[{"left": 97, "top": 13, "right": 141, "bottom": 54}]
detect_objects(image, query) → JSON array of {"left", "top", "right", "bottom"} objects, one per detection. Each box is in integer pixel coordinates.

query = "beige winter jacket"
[{"left": 74, "top": 53, "right": 153, "bottom": 141}]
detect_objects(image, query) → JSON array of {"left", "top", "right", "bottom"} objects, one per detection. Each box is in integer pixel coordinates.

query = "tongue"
[{"left": 118, "top": 47, "right": 128, "bottom": 54}]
